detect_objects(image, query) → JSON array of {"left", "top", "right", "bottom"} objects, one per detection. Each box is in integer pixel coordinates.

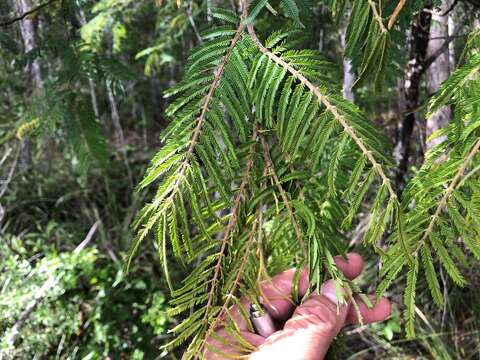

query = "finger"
[
  {"left": 219, "top": 253, "right": 364, "bottom": 330},
  {"left": 347, "top": 295, "right": 392, "bottom": 324},
  {"left": 250, "top": 281, "right": 350, "bottom": 360},
  {"left": 260, "top": 267, "right": 309, "bottom": 320},
  {"left": 262, "top": 252, "right": 364, "bottom": 320},
  {"left": 333, "top": 253, "right": 364, "bottom": 280}
]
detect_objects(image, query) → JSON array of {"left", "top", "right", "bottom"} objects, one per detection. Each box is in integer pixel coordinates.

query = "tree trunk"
[
  {"left": 16, "top": 0, "right": 44, "bottom": 92},
  {"left": 394, "top": 5, "right": 432, "bottom": 190},
  {"left": 341, "top": 22, "right": 355, "bottom": 102},
  {"left": 426, "top": 0, "right": 453, "bottom": 149},
  {"left": 15, "top": 0, "right": 44, "bottom": 169},
  {"left": 78, "top": 10, "right": 100, "bottom": 119}
]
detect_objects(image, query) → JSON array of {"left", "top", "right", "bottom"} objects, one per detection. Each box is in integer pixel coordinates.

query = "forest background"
[{"left": 1, "top": 0, "right": 480, "bottom": 359}]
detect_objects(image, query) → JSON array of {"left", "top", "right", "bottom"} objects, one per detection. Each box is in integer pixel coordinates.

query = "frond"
[{"left": 384, "top": 45, "right": 480, "bottom": 336}]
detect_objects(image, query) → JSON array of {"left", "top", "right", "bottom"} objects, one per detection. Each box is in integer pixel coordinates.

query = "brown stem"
[
  {"left": 202, "top": 126, "right": 259, "bottom": 323},
  {"left": 368, "top": 0, "right": 387, "bottom": 32},
  {"left": 261, "top": 135, "right": 307, "bottom": 255},
  {"left": 388, "top": 0, "right": 407, "bottom": 30},
  {"left": 201, "top": 208, "right": 261, "bottom": 357}
]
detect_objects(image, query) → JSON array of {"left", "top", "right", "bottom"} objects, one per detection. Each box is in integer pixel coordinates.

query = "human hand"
[{"left": 205, "top": 253, "right": 391, "bottom": 359}]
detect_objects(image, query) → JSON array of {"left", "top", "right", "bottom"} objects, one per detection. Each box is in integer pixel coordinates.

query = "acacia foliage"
[{"left": 128, "top": 1, "right": 480, "bottom": 357}]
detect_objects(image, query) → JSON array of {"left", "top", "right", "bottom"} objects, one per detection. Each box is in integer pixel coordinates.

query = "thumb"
[{"left": 250, "top": 280, "right": 349, "bottom": 360}]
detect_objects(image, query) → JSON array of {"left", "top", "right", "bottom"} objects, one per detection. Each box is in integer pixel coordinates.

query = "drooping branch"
[
  {"left": 183, "top": 5, "right": 248, "bottom": 167},
  {"left": 261, "top": 136, "right": 307, "bottom": 255},
  {"left": 248, "top": 25, "right": 397, "bottom": 200},
  {"left": 202, "top": 126, "right": 259, "bottom": 323},
  {"left": 414, "top": 137, "right": 480, "bottom": 255},
  {"left": 202, "top": 208, "right": 261, "bottom": 357},
  {"left": 126, "top": 8, "right": 249, "bottom": 271}
]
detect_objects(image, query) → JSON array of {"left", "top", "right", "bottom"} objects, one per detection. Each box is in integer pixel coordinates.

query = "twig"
[
  {"left": 75, "top": 221, "right": 100, "bottom": 253},
  {"left": 0, "top": 148, "right": 12, "bottom": 168},
  {"left": 440, "top": 0, "right": 459, "bottom": 16},
  {"left": 0, "top": 0, "right": 59, "bottom": 27},
  {"left": 202, "top": 208, "right": 260, "bottom": 356},
  {"left": 368, "top": 0, "right": 387, "bottom": 33},
  {"left": 261, "top": 135, "right": 307, "bottom": 255},
  {"left": 247, "top": 25, "right": 397, "bottom": 200},
  {"left": 387, "top": 0, "right": 407, "bottom": 30},
  {"left": 421, "top": 32, "right": 460, "bottom": 76},
  {"left": 414, "top": 137, "right": 480, "bottom": 255},
  {"left": 187, "top": 1, "right": 203, "bottom": 43},
  {"left": 0, "top": 147, "right": 19, "bottom": 199}
]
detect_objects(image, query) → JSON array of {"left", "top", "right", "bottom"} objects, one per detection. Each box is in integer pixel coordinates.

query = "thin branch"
[
  {"left": 421, "top": 32, "right": 459, "bottom": 76},
  {"left": 247, "top": 25, "right": 397, "bottom": 200},
  {"left": 368, "top": 0, "right": 387, "bottom": 33},
  {"left": 414, "top": 137, "right": 480, "bottom": 255},
  {"left": 202, "top": 126, "right": 259, "bottom": 323},
  {"left": 387, "top": 0, "right": 407, "bottom": 30},
  {"left": 0, "top": 0, "right": 59, "bottom": 27},
  {"left": 261, "top": 136, "right": 307, "bottom": 255},
  {"left": 202, "top": 208, "right": 260, "bottom": 356},
  {"left": 428, "top": 33, "right": 468, "bottom": 40},
  {"left": 0, "top": 147, "right": 19, "bottom": 199},
  {"left": 75, "top": 221, "right": 100, "bottom": 253},
  {"left": 187, "top": 1, "right": 203, "bottom": 44},
  {"left": 440, "top": 0, "right": 459, "bottom": 16}
]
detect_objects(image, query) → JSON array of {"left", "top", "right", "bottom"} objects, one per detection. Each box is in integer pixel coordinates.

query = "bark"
[
  {"left": 341, "top": 22, "right": 355, "bottom": 102},
  {"left": 16, "top": 0, "right": 44, "bottom": 92},
  {"left": 78, "top": 10, "right": 100, "bottom": 118},
  {"left": 426, "top": 0, "right": 453, "bottom": 149},
  {"left": 107, "top": 85, "right": 133, "bottom": 186},
  {"left": 15, "top": 0, "right": 44, "bottom": 169},
  {"left": 394, "top": 5, "right": 432, "bottom": 190}
]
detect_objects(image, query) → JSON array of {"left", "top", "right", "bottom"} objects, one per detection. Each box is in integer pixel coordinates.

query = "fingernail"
[{"left": 320, "top": 280, "right": 340, "bottom": 305}]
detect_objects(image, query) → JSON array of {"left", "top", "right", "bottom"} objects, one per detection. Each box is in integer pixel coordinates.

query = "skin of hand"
[{"left": 204, "top": 253, "right": 392, "bottom": 360}]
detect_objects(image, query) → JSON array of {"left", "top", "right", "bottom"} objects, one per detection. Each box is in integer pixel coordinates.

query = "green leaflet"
[
  {"left": 430, "top": 234, "right": 466, "bottom": 286},
  {"left": 421, "top": 243, "right": 443, "bottom": 307},
  {"left": 395, "top": 205, "right": 414, "bottom": 266},
  {"left": 157, "top": 213, "right": 174, "bottom": 292},
  {"left": 70, "top": 101, "right": 109, "bottom": 174},
  {"left": 428, "top": 53, "right": 480, "bottom": 116},
  {"left": 353, "top": 21, "right": 390, "bottom": 91},
  {"left": 404, "top": 258, "right": 419, "bottom": 338},
  {"left": 345, "top": 0, "right": 370, "bottom": 58},
  {"left": 245, "top": 0, "right": 269, "bottom": 24},
  {"left": 327, "top": 131, "right": 349, "bottom": 196}
]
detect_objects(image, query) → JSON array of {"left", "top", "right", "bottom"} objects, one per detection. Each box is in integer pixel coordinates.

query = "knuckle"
[{"left": 286, "top": 300, "right": 338, "bottom": 336}]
